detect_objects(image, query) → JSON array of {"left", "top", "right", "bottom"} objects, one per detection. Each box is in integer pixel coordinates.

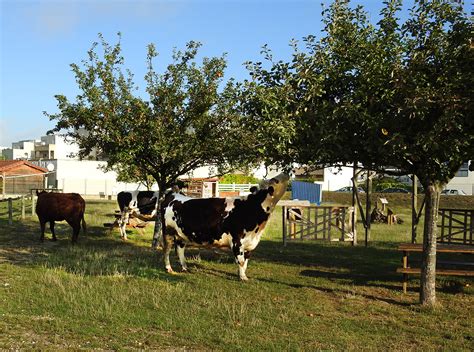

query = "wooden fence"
[
  {"left": 0, "top": 196, "right": 29, "bottom": 225},
  {"left": 438, "top": 208, "right": 473, "bottom": 245},
  {"left": 282, "top": 202, "right": 356, "bottom": 246}
]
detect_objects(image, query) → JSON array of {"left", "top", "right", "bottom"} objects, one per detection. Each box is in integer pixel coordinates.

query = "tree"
[
  {"left": 46, "top": 34, "right": 249, "bottom": 246},
  {"left": 113, "top": 163, "right": 155, "bottom": 191},
  {"left": 242, "top": 0, "right": 473, "bottom": 306}
]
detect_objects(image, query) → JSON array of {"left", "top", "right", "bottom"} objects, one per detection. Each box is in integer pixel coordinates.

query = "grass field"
[{"left": 1, "top": 195, "right": 473, "bottom": 351}]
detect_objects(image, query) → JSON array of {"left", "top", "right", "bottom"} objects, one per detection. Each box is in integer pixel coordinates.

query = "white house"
[{"left": 34, "top": 159, "right": 155, "bottom": 196}]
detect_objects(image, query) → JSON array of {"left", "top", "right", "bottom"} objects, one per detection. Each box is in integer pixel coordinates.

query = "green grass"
[{"left": 1, "top": 198, "right": 473, "bottom": 351}]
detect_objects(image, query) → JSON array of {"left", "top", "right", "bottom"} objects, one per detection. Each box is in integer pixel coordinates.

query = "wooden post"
[
  {"left": 322, "top": 208, "right": 327, "bottom": 240},
  {"left": 314, "top": 208, "right": 319, "bottom": 240},
  {"left": 282, "top": 206, "right": 287, "bottom": 246},
  {"left": 21, "top": 195, "right": 25, "bottom": 219},
  {"left": 365, "top": 171, "right": 372, "bottom": 247},
  {"left": 341, "top": 207, "right": 346, "bottom": 241},
  {"left": 31, "top": 195, "right": 36, "bottom": 216},
  {"left": 328, "top": 207, "right": 332, "bottom": 241},
  {"left": 2, "top": 172, "right": 5, "bottom": 198},
  {"left": 307, "top": 207, "right": 311, "bottom": 239},
  {"left": 463, "top": 211, "right": 468, "bottom": 244},
  {"left": 440, "top": 210, "right": 445, "bottom": 243},
  {"left": 411, "top": 174, "right": 418, "bottom": 243},
  {"left": 448, "top": 210, "right": 453, "bottom": 244},
  {"left": 470, "top": 210, "right": 473, "bottom": 245},
  {"left": 402, "top": 250, "right": 408, "bottom": 294},
  {"left": 352, "top": 165, "right": 358, "bottom": 246},
  {"left": 8, "top": 198, "right": 13, "bottom": 225}
]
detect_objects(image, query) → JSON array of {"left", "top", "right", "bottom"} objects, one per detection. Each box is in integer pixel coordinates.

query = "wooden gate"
[
  {"left": 438, "top": 208, "right": 473, "bottom": 245},
  {"left": 282, "top": 203, "right": 356, "bottom": 245}
]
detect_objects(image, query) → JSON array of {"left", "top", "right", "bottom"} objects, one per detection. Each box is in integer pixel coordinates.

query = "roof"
[
  {"left": 180, "top": 177, "right": 220, "bottom": 182},
  {"left": 0, "top": 160, "right": 48, "bottom": 173}
]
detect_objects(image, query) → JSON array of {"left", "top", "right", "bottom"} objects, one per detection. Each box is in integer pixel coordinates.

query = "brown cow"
[{"left": 35, "top": 191, "right": 86, "bottom": 243}]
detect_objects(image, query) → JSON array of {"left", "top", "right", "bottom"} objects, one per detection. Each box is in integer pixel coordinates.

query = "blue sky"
[{"left": 1, "top": 0, "right": 468, "bottom": 147}]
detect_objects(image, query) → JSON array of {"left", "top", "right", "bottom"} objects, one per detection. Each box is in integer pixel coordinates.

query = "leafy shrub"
[{"left": 219, "top": 174, "right": 259, "bottom": 184}]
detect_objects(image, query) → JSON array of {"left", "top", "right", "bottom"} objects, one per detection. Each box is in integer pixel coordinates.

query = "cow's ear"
[
  {"left": 250, "top": 186, "right": 258, "bottom": 194},
  {"left": 268, "top": 186, "right": 274, "bottom": 196}
]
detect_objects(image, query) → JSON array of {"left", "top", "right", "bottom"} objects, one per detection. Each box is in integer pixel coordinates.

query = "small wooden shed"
[
  {"left": 0, "top": 160, "right": 47, "bottom": 196},
  {"left": 181, "top": 177, "right": 219, "bottom": 198}
]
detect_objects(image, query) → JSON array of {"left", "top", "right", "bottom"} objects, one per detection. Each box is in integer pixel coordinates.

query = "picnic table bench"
[{"left": 396, "top": 243, "right": 474, "bottom": 293}]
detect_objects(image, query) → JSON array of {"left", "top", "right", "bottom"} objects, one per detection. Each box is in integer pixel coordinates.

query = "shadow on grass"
[
  {"left": 1, "top": 218, "right": 471, "bottom": 296},
  {"left": 0, "top": 219, "right": 183, "bottom": 284}
]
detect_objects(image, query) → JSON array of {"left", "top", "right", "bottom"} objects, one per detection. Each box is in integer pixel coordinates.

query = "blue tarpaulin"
[{"left": 291, "top": 181, "right": 322, "bottom": 205}]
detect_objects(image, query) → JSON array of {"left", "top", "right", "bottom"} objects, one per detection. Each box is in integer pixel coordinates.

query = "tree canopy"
[
  {"left": 241, "top": 0, "right": 473, "bottom": 306},
  {"left": 47, "top": 34, "right": 250, "bottom": 192},
  {"left": 242, "top": 0, "right": 473, "bottom": 186}
]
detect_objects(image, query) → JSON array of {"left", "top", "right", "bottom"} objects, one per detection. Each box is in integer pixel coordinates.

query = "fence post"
[
  {"left": 21, "top": 195, "right": 25, "bottom": 219},
  {"left": 282, "top": 206, "right": 287, "bottom": 246},
  {"left": 31, "top": 195, "right": 36, "bottom": 216},
  {"left": 2, "top": 172, "right": 5, "bottom": 198},
  {"left": 341, "top": 207, "right": 346, "bottom": 241},
  {"left": 8, "top": 198, "right": 13, "bottom": 225}
]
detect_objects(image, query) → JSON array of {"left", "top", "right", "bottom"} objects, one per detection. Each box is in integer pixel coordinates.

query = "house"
[
  {"left": 0, "top": 160, "right": 47, "bottom": 197},
  {"left": 3, "top": 134, "right": 151, "bottom": 197}
]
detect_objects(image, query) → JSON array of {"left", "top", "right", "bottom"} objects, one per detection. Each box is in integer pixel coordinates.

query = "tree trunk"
[
  {"left": 151, "top": 189, "right": 162, "bottom": 249},
  {"left": 420, "top": 181, "right": 441, "bottom": 307}
]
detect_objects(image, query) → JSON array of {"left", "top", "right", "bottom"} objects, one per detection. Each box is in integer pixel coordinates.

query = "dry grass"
[{"left": 0, "top": 197, "right": 473, "bottom": 351}]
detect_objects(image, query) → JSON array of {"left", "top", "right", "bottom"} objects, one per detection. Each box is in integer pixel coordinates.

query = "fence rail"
[
  {"left": 218, "top": 183, "right": 258, "bottom": 192},
  {"left": 438, "top": 208, "right": 473, "bottom": 245},
  {"left": 0, "top": 196, "right": 30, "bottom": 225},
  {"left": 282, "top": 204, "right": 356, "bottom": 245}
]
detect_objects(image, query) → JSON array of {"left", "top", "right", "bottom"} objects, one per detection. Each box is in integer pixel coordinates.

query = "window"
[{"left": 455, "top": 162, "right": 469, "bottom": 177}]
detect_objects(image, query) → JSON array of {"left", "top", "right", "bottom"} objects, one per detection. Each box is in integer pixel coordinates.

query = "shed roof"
[{"left": 0, "top": 160, "right": 47, "bottom": 173}]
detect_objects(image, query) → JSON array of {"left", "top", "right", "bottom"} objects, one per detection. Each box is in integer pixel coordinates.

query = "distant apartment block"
[{"left": 1, "top": 135, "right": 80, "bottom": 161}]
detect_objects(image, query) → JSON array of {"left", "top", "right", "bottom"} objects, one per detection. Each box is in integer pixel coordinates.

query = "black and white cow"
[
  {"left": 161, "top": 173, "right": 289, "bottom": 280},
  {"left": 117, "top": 190, "right": 159, "bottom": 240}
]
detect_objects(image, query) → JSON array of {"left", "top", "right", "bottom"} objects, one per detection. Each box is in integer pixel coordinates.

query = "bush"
[{"left": 219, "top": 174, "right": 259, "bottom": 184}]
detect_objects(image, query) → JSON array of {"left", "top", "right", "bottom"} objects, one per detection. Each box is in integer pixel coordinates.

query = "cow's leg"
[
  {"left": 232, "top": 238, "right": 248, "bottom": 281},
  {"left": 72, "top": 225, "right": 80, "bottom": 243},
  {"left": 239, "top": 251, "right": 252, "bottom": 281},
  {"left": 176, "top": 240, "right": 188, "bottom": 272},
  {"left": 67, "top": 219, "right": 80, "bottom": 243},
  {"left": 163, "top": 227, "right": 175, "bottom": 273},
  {"left": 119, "top": 210, "right": 130, "bottom": 240},
  {"left": 50, "top": 221, "right": 57, "bottom": 241},
  {"left": 39, "top": 221, "right": 46, "bottom": 242}
]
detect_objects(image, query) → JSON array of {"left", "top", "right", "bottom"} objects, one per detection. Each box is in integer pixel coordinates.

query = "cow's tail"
[{"left": 81, "top": 215, "right": 87, "bottom": 235}]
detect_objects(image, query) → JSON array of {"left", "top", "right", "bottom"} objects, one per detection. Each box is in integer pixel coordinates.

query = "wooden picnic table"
[{"left": 396, "top": 243, "right": 474, "bottom": 293}]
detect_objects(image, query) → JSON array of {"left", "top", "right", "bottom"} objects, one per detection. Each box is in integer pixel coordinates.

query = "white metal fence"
[{"left": 218, "top": 183, "right": 258, "bottom": 193}]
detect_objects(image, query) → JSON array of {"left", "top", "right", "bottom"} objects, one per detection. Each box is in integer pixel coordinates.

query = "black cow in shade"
[
  {"left": 116, "top": 190, "right": 159, "bottom": 240},
  {"left": 161, "top": 173, "right": 289, "bottom": 280}
]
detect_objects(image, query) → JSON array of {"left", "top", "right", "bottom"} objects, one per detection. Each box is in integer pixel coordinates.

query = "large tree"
[
  {"left": 242, "top": 0, "right": 473, "bottom": 306},
  {"left": 46, "top": 34, "right": 250, "bottom": 246}
]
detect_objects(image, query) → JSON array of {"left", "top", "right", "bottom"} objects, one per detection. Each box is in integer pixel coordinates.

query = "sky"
[{"left": 0, "top": 0, "right": 470, "bottom": 147}]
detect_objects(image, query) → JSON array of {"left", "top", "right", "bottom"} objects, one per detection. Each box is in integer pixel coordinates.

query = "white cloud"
[{"left": 23, "top": 0, "right": 181, "bottom": 38}]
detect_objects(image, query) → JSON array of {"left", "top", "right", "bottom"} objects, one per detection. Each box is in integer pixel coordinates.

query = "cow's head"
[{"left": 258, "top": 173, "right": 290, "bottom": 208}]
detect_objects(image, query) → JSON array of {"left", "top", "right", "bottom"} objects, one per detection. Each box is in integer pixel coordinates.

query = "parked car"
[
  {"left": 335, "top": 186, "right": 365, "bottom": 193},
  {"left": 441, "top": 189, "right": 467, "bottom": 195},
  {"left": 380, "top": 187, "right": 410, "bottom": 193}
]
